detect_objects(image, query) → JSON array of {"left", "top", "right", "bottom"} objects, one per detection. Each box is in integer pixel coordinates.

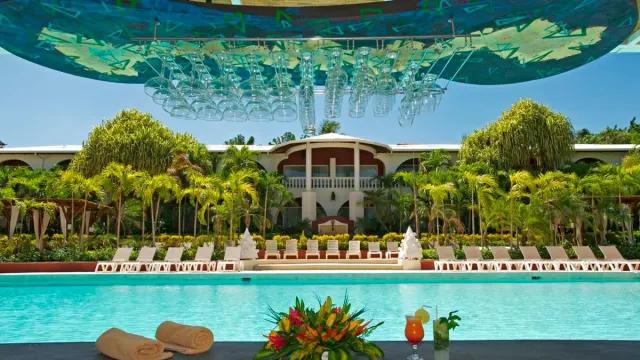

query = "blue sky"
[{"left": 0, "top": 52, "right": 638, "bottom": 146}]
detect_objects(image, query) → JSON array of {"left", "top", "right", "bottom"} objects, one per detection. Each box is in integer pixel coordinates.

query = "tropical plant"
[
  {"left": 225, "top": 134, "right": 255, "bottom": 145},
  {"left": 222, "top": 145, "right": 260, "bottom": 174},
  {"left": 99, "top": 162, "right": 142, "bottom": 245},
  {"left": 319, "top": 120, "right": 341, "bottom": 134},
  {"left": 254, "top": 296, "right": 383, "bottom": 360}
]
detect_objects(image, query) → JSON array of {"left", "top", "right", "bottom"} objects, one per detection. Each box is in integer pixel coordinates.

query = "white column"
[
  {"left": 349, "top": 191, "right": 364, "bottom": 222},
  {"left": 305, "top": 142, "right": 312, "bottom": 190},
  {"left": 301, "top": 191, "right": 317, "bottom": 221},
  {"left": 354, "top": 142, "right": 360, "bottom": 191},
  {"left": 329, "top": 158, "right": 336, "bottom": 178}
]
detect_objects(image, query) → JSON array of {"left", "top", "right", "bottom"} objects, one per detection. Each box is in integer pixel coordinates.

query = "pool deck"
[{"left": 0, "top": 341, "right": 638, "bottom": 359}]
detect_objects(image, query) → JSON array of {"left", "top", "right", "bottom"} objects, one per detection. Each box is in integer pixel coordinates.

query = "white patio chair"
[
  {"left": 305, "top": 239, "right": 321, "bottom": 259},
  {"left": 178, "top": 245, "right": 215, "bottom": 272},
  {"left": 95, "top": 247, "right": 133, "bottom": 272},
  {"left": 519, "top": 246, "right": 552, "bottom": 271},
  {"left": 434, "top": 246, "right": 463, "bottom": 271},
  {"left": 120, "top": 247, "right": 157, "bottom": 272},
  {"left": 326, "top": 239, "right": 340, "bottom": 259},
  {"left": 573, "top": 246, "right": 605, "bottom": 271},
  {"left": 216, "top": 246, "right": 243, "bottom": 272},
  {"left": 546, "top": 246, "right": 578, "bottom": 271},
  {"left": 347, "top": 241, "right": 361, "bottom": 259},
  {"left": 462, "top": 246, "right": 491, "bottom": 271},
  {"left": 367, "top": 242, "right": 383, "bottom": 259},
  {"left": 599, "top": 245, "right": 640, "bottom": 272},
  {"left": 264, "top": 240, "right": 281, "bottom": 259},
  {"left": 149, "top": 247, "right": 184, "bottom": 272},
  {"left": 385, "top": 241, "right": 399, "bottom": 259},
  {"left": 284, "top": 239, "right": 299, "bottom": 259},
  {"left": 489, "top": 246, "right": 521, "bottom": 271}
]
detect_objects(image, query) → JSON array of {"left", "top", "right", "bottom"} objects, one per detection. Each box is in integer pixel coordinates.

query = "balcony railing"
[{"left": 284, "top": 177, "right": 382, "bottom": 190}]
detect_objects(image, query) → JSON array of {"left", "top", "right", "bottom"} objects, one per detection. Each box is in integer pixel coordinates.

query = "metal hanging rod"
[{"left": 132, "top": 34, "right": 479, "bottom": 43}]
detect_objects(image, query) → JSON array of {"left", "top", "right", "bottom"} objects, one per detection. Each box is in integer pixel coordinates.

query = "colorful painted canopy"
[{"left": 0, "top": 0, "right": 637, "bottom": 85}]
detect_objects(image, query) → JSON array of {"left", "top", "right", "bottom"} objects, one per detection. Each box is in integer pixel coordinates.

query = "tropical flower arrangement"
[{"left": 254, "top": 296, "right": 384, "bottom": 360}]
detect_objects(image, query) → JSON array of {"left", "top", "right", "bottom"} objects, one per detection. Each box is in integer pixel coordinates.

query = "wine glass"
[{"left": 405, "top": 315, "right": 424, "bottom": 360}]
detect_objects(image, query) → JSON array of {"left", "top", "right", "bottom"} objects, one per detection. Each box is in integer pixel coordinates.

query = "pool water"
[{"left": 0, "top": 272, "right": 639, "bottom": 343}]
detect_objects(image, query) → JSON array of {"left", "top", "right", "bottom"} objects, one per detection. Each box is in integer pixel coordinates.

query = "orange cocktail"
[{"left": 405, "top": 316, "right": 424, "bottom": 345}]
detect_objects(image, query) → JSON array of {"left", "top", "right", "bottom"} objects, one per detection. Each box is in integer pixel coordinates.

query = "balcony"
[{"left": 284, "top": 177, "right": 382, "bottom": 190}]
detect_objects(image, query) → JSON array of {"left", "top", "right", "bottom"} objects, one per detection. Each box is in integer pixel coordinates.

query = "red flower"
[
  {"left": 268, "top": 332, "right": 287, "bottom": 351},
  {"left": 289, "top": 308, "right": 303, "bottom": 326},
  {"left": 333, "top": 307, "right": 341, "bottom": 314}
]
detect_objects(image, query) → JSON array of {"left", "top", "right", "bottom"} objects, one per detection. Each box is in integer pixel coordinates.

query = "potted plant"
[{"left": 254, "top": 296, "right": 384, "bottom": 360}]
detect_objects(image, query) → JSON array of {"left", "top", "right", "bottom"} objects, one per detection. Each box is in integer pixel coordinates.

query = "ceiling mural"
[{"left": 0, "top": 0, "right": 637, "bottom": 85}]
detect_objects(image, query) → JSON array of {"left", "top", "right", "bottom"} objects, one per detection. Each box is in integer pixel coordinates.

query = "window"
[
  {"left": 283, "top": 165, "right": 305, "bottom": 177},
  {"left": 336, "top": 165, "right": 354, "bottom": 177},
  {"left": 312, "top": 165, "right": 329, "bottom": 177},
  {"left": 360, "top": 165, "right": 378, "bottom": 177},
  {"left": 283, "top": 165, "right": 329, "bottom": 177},
  {"left": 336, "top": 165, "right": 378, "bottom": 177}
]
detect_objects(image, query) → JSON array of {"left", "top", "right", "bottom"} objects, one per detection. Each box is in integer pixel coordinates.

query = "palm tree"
[
  {"left": 419, "top": 150, "right": 450, "bottom": 173},
  {"left": 145, "top": 174, "right": 178, "bottom": 244},
  {"left": 507, "top": 171, "right": 535, "bottom": 244},
  {"left": 222, "top": 145, "right": 260, "bottom": 174},
  {"left": 394, "top": 171, "right": 428, "bottom": 236},
  {"left": 59, "top": 170, "right": 85, "bottom": 240},
  {"left": 133, "top": 172, "right": 151, "bottom": 240},
  {"left": 77, "top": 175, "right": 104, "bottom": 248},
  {"left": 225, "top": 134, "right": 255, "bottom": 145},
  {"left": 258, "top": 172, "right": 291, "bottom": 238},
  {"left": 99, "top": 162, "right": 141, "bottom": 246},
  {"left": 319, "top": 120, "right": 341, "bottom": 134},
  {"left": 172, "top": 186, "right": 186, "bottom": 236},
  {"left": 222, "top": 170, "right": 258, "bottom": 242},
  {"left": 421, "top": 182, "right": 456, "bottom": 236}
]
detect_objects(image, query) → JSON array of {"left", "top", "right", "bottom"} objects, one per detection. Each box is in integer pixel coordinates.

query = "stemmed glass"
[
  {"left": 270, "top": 52, "right": 297, "bottom": 122},
  {"left": 349, "top": 47, "right": 374, "bottom": 118},
  {"left": 405, "top": 315, "right": 425, "bottom": 360},
  {"left": 324, "top": 48, "right": 347, "bottom": 119},
  {"left": 298, "top": 51, "right": 316, "bottom": 136}
]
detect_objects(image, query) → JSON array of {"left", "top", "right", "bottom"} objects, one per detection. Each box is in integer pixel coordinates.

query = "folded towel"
[
  {"left": 155, "top": 321, "right": 214, "bottom": 355},
  {"left": 96, "top": 328, "right": 173, "bottom": 360}
]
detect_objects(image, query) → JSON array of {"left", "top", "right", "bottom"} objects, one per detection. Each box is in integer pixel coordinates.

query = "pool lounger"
[
  {"left": 599, "top": 245, "right": 640, "bottom": 272},
  {"left": 95, "top": 247, "right": 133, "bottom": 272},
  {"left": 283, "top": 239, "right": 298, "bottom": 259},
  {"left": 217, "top": 246, "right": 243, "bottom": 272},
  {"left": 119, "top": 246, "right": 157, "bottom": 272},
  {"left": 149, "top": 247, "right": 184, "bottom": 272},
  {"left": 462, "top": 246, "right": 493, "bottom": 271},
  {"left": 489, "top": 246, "right": 523, "bottom": 271},
  {"left": 264, "top": 240, "right": 281, "bottom": 259},
  {"left": 434, "top": 246, "right": 464, "bottom": 271},
  {"left": 385, "top": 241, "right": 399, "bottom": 259},
  {"left": 546, "top": 246, "right": 587, "bottom": 271},
  {"left": 178, "top": 245, "right": 215, "bottom": 272},
  {"left": 347, "top": 240, "right": 361, "bottom": 259}
]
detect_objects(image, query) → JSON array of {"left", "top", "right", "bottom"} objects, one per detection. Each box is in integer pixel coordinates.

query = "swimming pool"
[{"left": 1, "top": 272, "right": 639, "bottom": 343}]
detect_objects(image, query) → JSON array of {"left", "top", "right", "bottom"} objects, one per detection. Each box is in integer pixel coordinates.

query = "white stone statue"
[
  {"left": 239, "top": 228, "right": 258, "bottom": 260},
  {"left": 399, "top": 226, "right": 423, "bottom": 260}
]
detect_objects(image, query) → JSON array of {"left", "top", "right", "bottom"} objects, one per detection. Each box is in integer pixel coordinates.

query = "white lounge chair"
[
  {"left": 305, "top": 239, "right": 321, "bottom": 259},
  {"left": 385, "top": 241, "right": 399, "bottom": 259},
  {"left": 462, "top": 246, "right": 491, "bottom": 271},
  {"left": 573, "top": 246, "right": 605, "bottom": 271},
  {"left": 326, "top": 240, "right": 340, "bottom": 259},
  {"left": 264, "top": 240, "right": 281, "bottom": 259},
  {"left": 434, "top": 246, "right": 463, "bottom": 271},
  {"left": 489, "top": 246, "right": 521, "bottom": 271},
  {"left": 217, "top": 246, "right": 243, "bottom": 271},
  {"left": 599, "top": 246, "right": 640, "bottom": 272},
  {"left": 284, "top": 239, "right": 298, "bottom": 259},
  {"left": 120, "top": 247, "right": 157, "bottom": 272},
  {"left": 95, "top": 247, "right": 133, "bottom": 272},
  {"left": 367, "top": 242, "right": 383, "bottom": 259},
  {"left": 519, "top": 246, "right": 551, "bottom": 271},
  {"left": 179, "top": 245, "right": 215, "bottom": 272},
  {"left": 546, "top": 246, "right": 577, "bottom": 271},
  {"left": 347, "top": 241, "right": 361, "bottom": 259},
  {"left": 149, "top": 247, "right": 184, "bottom": 272}
]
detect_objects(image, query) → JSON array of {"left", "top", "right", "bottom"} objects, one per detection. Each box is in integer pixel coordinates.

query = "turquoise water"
[{"left": 0, "top": 272, "right": 639, "bottom": 343}]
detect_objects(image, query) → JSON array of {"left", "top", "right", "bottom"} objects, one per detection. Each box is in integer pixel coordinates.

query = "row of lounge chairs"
[
  {"left": 263, "top": 239, "right": 399, "bottom": 259},
  {"left": 95, "top": 245, "right": 243, "bottom": 273},
  {"left": 434, "top": 245, "right": 640, "bottom": 272}
]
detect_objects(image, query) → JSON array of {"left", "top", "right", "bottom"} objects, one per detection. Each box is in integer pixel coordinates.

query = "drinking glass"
[
  {"left": 373, "top": 64, "right": 397, "bottom": 117},
  {"left": 324, "top": 48, "right": 347, "bottom": 119},
  {"left": 405, "top": 316, "right": 424, "bottom": 360},
  {"left": 298, "top": 51, "right": 316, "bottom": 135}
]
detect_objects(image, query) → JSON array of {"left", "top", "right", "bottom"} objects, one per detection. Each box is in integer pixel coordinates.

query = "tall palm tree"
[
  {"left": 222, "top": 145, "right": 260, "bottom": 174},
  {"left": 222, "top": 170, "right": 258, "bottom": 242},
  {"left": 144, "top": 174, "right": 178, "bottom": 244},
  {"left": 99, "top": 162, "right": 142, "bottom": 246},
  {"left": 78, "top": 175, "right": 104, "bottom": 248},
  {"left": 508, "top": 170, "right": 535, "bottom": 244},
  {"left": 59, "top": 170, "right": 85, "bottom": 239},
  {"left": 421, "top": 182, "right": 456, "bottom": 236},
  {"left": 258, "top": 172, "right": 291, "bottom": 238},
  {"left": 394, "top": 171, "right": 428, "bottom": 236}
]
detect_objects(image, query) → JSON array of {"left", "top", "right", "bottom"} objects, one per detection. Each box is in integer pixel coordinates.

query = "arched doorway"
[
  {"left": 0, "top": 159, "right": 31, "bottom": 168},
  {"left": 395, "top": 158, "right": 421, "bottom": 173}
]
